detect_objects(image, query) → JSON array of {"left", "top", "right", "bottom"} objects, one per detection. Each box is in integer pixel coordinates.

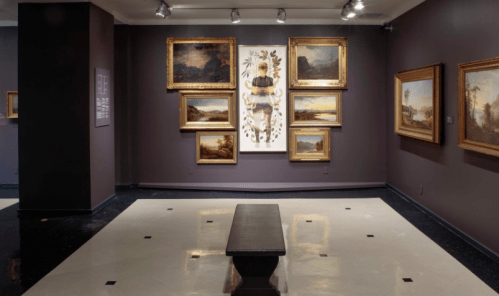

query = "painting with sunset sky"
[
  {"left": 196, "top": 131, "right": 237, "bottom": 164},
  {"left": 167, "top": 38, "right": 236, "bottom": 89},
  {"left": 401, "top": 79, "right": 433, "bottom": 130},
  {"left": 290, "top": 91, "right": 342, "bottom": 127}
]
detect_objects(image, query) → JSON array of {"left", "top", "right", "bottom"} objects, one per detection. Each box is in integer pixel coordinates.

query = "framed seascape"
[
  {"left": 179, "top": 90, "right": 236, "bottom": 130},
  {"left": 196, "top": 131, "right": 237, "bottom": 164},
  {"left": 7, "top": 91, "right": 18, "bottom": 118},
  {"left": 167, "top": 37, "right": 236, "bottom": 90},
  {"left": 289, "top": 128, "right": 330, "bottom": 162},
  {"left": 394, "top": 64, "right": 441, "bottom": 144},
  {"left": 458, "top": 57, "right": 499, "bottom": 157},
  {"left": 289, "top": 37, "right": 348, "bottom": 89},
  {"left": 289, "top": 91, "right": 342, "bottom": 127},
  {"left": 239, "top": 45, "right": 287, "bottom": 152}
]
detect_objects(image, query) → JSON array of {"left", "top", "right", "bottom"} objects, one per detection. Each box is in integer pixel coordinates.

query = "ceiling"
[{"left": 0, "top": 0, "right": 425, "bottom": 26}]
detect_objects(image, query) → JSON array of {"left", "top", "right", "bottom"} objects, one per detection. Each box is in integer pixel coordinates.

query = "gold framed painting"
[
  {"left": 7, "top": 91, "right": 18, "bottom": 118},
  {"left": 196, "top": 131, "right": 237, "bottom": 164},
  {"left": 289, "top": 91, "right": 342, "bottom": 127},
  {"left": 179, "top": 90, "right": 236, "bottom": 131},
  {"left": 289, "top": 128, "right": 330, "bottom": 162},
  {"left": 289, "top": 37, "right": 348, "bottom": 89},
  {"left": 458, "top": 57, "right": 499, "bottom": 157},
  {"left": 166, "top": 37, "right": 236, "bottom": 90},
  {"left": 394, "top": 64, "right": 441, "bottom": 144}
]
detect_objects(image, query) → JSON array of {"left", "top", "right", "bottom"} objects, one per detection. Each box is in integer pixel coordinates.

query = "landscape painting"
[
  {"left": 179, "top": 90, "right": 236, "bottom": 130},
  {"left": 167, "top": 38, "right": 236, "bottom": 89},
  {"left": 7, "top": 91, "right": 18, "bottom": 118},
  {"left": 289, "top": 128, "right": 330, "bottom": 161},
  {"left": 297, "top": 46, "right": 339, "bottom": 80},
  {"left": 289, "top": 37, "right": 348, "bottom": 89},
  {"left": 395, "top": 64, "right": 441, "bottom": 144},
  {"left": 290, "top": 91, "right": 342, "bottom": 127},
  {"left": 296, "top": 135, "right": 324, "bottom": 154},
  {"left": 196, "top": 132, "right": 237, "bottom": 164},
  {"left": 401, "top": 79, "right": 433, "bottom": 130}
]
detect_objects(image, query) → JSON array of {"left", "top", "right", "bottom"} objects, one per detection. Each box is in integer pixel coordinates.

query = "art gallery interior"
[{"left": 0, "top": 0, "right": 499, "bottom": 295}]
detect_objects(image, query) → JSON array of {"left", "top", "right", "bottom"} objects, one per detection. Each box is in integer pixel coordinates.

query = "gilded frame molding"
[
  {"left": 196, "top": 131, "right": 238, "bottom": 164},
  {"left": 394, "top": 64, "right": 441, "bottom": 144},
  {"left": 7, "top": 91, "right": 18, "bottom": 119},
  {"left": 166, "top": 37, "right": 237, "bottom": 90},
  {"left": 289, "top": 128, "right": 331, "bottom": 162},
  {"left": 179, "top": 90, "right": 237, "bottom": 131},
  {"left": 289, "top": 37, "right": 348, "bottom": 89},
  {"left": 458, "top": 57, "right": 499, "bottom": 157},
  {"left": 289, "top": 91, "right": 342, "bottom": 127}
]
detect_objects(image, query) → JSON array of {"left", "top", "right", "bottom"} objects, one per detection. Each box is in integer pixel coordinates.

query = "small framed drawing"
[
  {"left": 394, "top": 64, "right": 441, "bottom": 144},
  {"left": 179, "top": 90, "right": 236, "bottom": 130},
  {"left": 167, "top": 37, "right": 236, "bottom": 90},
  {"left": 7, "top": 91, "right": 18, "bottom": 118},
  {"left": 289, "top": 128, "right": 330, "bottom": 161},
  {"left": 289, "top": 37, "right": 348, "bottom": 89},
  {"left": 196, "top": 131, "right": 237, "bottom": 164},
  {"left": 289, "top": 91, "right": 342, "bottom": 127},
  {"left": 458, "top": 57, "right": 499, "bottom": 157}
]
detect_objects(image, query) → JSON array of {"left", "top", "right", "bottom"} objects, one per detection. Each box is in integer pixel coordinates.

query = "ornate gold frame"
[
  {"left": 289, "top": 91, "right": 342, "bottom": 127},
  {"left": 166, "top": 37, "right": 236, "bottom": 90},
  {"left": 394, "top": 64, "right": 441, "bottom": 144},
  {"left": 458, "top": 57, "right": 499, "bottom": 157},
  {"left": 289, "top": 37, "right": 348, "bottom": 89},
  {"left": 7, "top": 91, "right": 18, "bottom": 119},
  {"left": 179, "top": 90, "right": 236, "bottom": 131},
  {"left": 289, "top": 128, "right": 330, "bottom": 162},
  {"left": 196, "top": 131, "right": 237, "bottom": 164}
]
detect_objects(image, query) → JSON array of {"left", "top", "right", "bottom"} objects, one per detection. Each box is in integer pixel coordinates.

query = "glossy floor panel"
[{"left": 20, "top": 198, "right": 498, "bottom": 296}]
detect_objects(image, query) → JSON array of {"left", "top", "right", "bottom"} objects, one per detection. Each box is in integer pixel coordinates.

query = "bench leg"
[{"left": 231, "top": 256, "right": 280, "bottom": 296}]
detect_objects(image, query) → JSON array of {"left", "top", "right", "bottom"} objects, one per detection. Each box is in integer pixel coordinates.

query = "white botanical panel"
[{"left": 239, "top": 45, "right": 287, "bottom": 152}]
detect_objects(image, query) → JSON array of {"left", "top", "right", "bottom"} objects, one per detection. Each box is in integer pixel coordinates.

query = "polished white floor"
[
  {"left": 0, "top": 198, "right": 18, "bottom": 211},
  {"left": 22, "top": 198, "right": 498, "bottom": 296}
]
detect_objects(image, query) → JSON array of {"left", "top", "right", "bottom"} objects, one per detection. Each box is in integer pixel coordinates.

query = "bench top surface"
[{"left": 226, "top": 204, "right": 286, "bottom": 257}]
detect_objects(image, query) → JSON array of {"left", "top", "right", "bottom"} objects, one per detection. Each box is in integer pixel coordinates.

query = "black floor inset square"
[
  {"left": 345, "top": 208, "right": 351, "bottom": 210},
  {"left": 306, "top": 220, "right": 312, "bottom": 222},
  {"left": 207, "top": 221, "right": 213, "bottom": 223},
  {"left": 192, "top": 255, "right": 200, "bottom": 258},
  {"left": 144, "top": 236, "right": 152, "bottom": 239},
  {"left": 105, "top": 281, "right": 116, "bottom": 285},
  {"left": 167, "top": 208, "right": 173, "bottom": 210},
  {"left": 367, "top": 235, "right": 374, "bottom": 237},
  {"left": 403, "top": 278, "right": 413, "bottom": 282},
  {"left": 320, "top": 254, "right": 328, "bottom": 257}
]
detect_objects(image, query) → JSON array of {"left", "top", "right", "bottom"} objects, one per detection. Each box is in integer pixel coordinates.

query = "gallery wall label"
[{"left": 95, "top": 68, "right": 111, "bottom": 127}]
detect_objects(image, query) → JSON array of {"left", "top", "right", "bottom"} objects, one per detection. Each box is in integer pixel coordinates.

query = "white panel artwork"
[{"left": 239, "top": 45, "right": 287, "bottom": 152}]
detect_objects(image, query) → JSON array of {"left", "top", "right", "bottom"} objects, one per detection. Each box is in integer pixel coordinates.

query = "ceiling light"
[
  {"left": 156, "top": 1, "right": 171, "bottom": 18},
  {"left": 343, "top": 2, "right": 356, "bottom": 19},
  {"left": 352, "top": 0, "right": 365, "bottom": 10},
  {"left": 340, "top": 9, "right": 349, "bottom": 21},
  {"left": 277, "top": 8, "right": 286, "bottom": 23},
  {"left": 231, "top": 9, "right": 241, "bottom": 23}
]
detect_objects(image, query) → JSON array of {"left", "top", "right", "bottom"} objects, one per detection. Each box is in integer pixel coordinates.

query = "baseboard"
[
  {"left": 138, "top": 182, "right": 386, "bottom": 192},
  {"left": 17, "top": 193, "right": 117, "bottom": 217},
  {"left": 386, "top": 183, "right": 499, "bottom": 264},
  {"left": 0, "top": 184, "right": 19, "bottom": 189},
  {"left": 115, "top": 184, "right": 139, "bottom": 190}
]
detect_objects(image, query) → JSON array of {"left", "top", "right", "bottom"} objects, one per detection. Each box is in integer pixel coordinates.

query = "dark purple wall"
[
  {"left": 0, "top": 27, "right": 18, "bottom": 185},
  {"left": 124, "top": 25, "right": 386, "bottom": 185},
  {"left": 386, "top": 0, "right": 499, "bottom": 255}
]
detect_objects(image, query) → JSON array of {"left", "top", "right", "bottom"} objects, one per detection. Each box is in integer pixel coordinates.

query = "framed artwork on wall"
[
  {"left": 196, "top": 131, "right": 237, "bottom": 164},
  {"left": 179, "top": 90, "right": 236, "bottom": 131},
  {"left": 289, "top": 37, "right": 348, "bottom": 89},
  {"left": 238, "top": 45, "right": 287, "bottom": 152},
  {"left": 7, "top": 91, "right": 18, "bottom": 118},
  {"left": 394, "top": 64, "right": 441, "bottom": 144},
  {"left": 289, "top": 91, "right": 342, "bottom": 127},
  {"left": 289, "top": 128, "right": 330, "bottom": 161},
  {"left": 95, "top": 68, "right": 111, "bottom": 127},
  {"left": 458, "top": 57, "right": 499, "bottom": 157},
  {"left": 166, "top": 37, "right": 236, "bottom": 90}
]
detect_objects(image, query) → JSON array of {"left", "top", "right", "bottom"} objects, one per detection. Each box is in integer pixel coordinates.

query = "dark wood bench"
[{"left": 226, "top": 204, "right": 286, "bottom": 296}]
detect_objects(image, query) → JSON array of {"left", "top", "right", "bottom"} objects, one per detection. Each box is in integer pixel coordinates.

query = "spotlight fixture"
[
  {"left": 276, "top": 8, "right": 286, "bottom": 23},
  {"left": 352, "top": 0, "right": 365, "bottom": 11},
  {"left": 156, "top": 1, "right": 172, "bottom": 18},
  {"left": 231, "top": 9, "right": 241, "bottom": 23},
  {"left": 340, "top": 9, "right": 349, "bottom": 21},
  {"left": 341, "top": 1, "right": 356, "bottom": 21}
]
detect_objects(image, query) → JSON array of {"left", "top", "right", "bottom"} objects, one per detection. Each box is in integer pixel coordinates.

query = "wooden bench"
[{"left": 226, "top": 204, "right": 286, "bottom": 296}]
